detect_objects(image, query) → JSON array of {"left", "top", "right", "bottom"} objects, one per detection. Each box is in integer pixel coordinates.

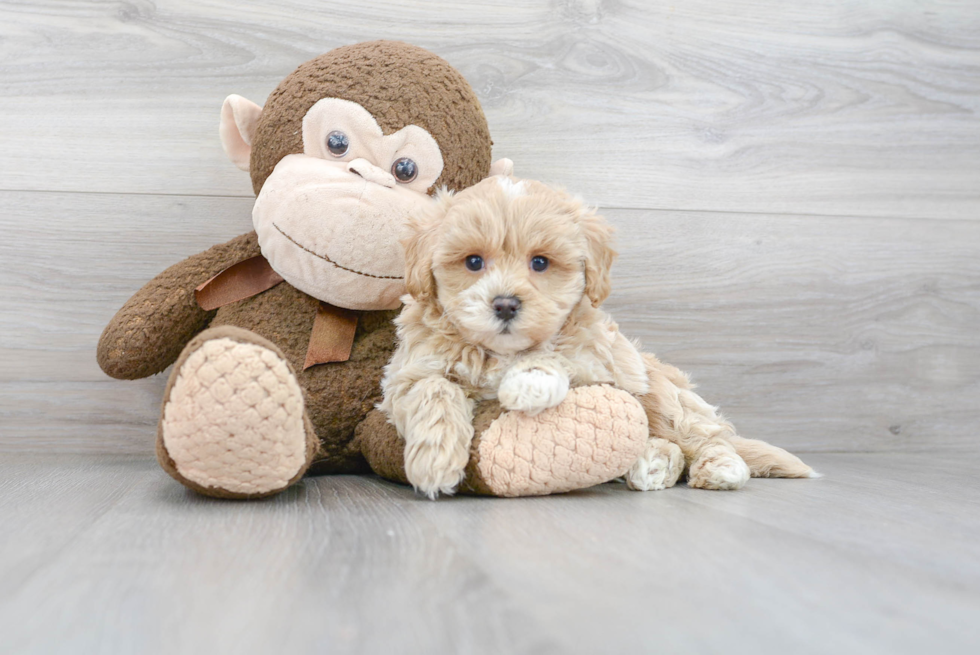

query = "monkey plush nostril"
[
  {"left": 347, "top": 158, "right": 396, "bottom": 188},
  {"left": 492, "top": 296, "right": 521, "bottom": 322}
]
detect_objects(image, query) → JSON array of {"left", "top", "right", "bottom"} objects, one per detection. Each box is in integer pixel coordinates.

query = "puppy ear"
[
  {"left": 488, "top": 158, "right": 514, "bottom": 177},
  {"left": 577, "top": 205, "right": 616, "bottom": 307},
  {"left": 403, "top": 190, "right": 452, "bottom": 302}
]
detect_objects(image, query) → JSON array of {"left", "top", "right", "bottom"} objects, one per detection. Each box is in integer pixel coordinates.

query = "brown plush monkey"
[{"left": 97, "top": 41, "right": 649, "bottom": 499}]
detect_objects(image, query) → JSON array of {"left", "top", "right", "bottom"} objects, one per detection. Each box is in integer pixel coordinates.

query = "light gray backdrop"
[{"left": 3, "top": 0, "right": 977, "bottom": 457}]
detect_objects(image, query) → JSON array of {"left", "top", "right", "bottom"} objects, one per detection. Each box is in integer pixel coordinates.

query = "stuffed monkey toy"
[{"left": 97, "top": 41, "right": 651, "bottom": 499}]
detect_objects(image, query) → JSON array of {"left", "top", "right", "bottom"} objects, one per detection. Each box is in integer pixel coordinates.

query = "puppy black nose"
[{"left": 492, "top": 296, "right": 522, "bottom": 322}]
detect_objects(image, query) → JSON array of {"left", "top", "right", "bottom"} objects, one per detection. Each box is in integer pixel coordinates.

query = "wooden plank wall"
[{"left": 1, "top": 0, "right": 978, "bottom": 455}]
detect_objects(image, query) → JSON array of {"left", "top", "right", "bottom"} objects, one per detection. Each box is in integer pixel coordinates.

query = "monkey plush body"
[{"left": 97, "top": 41, "right": 650, "bottom": 499}]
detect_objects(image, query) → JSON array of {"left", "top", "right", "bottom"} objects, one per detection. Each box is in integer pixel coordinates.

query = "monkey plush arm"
[
  {"left": 97, "top": 231, "right": 261, "bottom": 379},
  {"left": 357, "top": 385, "right": 650, "bottom": 497}
]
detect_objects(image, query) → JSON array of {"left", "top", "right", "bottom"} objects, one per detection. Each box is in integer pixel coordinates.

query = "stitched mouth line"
[{"left": 272, "top": 223, "right": 404, "bottom": 281}]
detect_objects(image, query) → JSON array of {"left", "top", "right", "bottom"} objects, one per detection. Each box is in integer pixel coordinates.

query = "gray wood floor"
[
  {"left": 1, "top": 452, "right": 978, "bottom": 654},
  {"left": 2, "top": 1, "right": 979, "bottom": 653}
]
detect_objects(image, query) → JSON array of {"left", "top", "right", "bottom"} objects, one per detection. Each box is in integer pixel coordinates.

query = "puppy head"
[{"left": 403, "top": 176, "right": 615, "bottom": 354}]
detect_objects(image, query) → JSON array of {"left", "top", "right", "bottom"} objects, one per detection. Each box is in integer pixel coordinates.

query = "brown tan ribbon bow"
[{"left": 195, "top": 254, "right": 358, "bottom": 369}]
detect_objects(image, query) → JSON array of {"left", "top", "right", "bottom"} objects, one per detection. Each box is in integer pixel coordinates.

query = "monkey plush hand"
[{"left": 97, "top": 41, "right": 648, "bottom": 499}]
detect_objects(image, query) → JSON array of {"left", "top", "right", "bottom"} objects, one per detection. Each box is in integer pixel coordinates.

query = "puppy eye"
[
  {"left": 326, "top": 131, "right": 349, "bottom": 157},
  {"left": 392, "top": 157, "right": 418, "bottom": 183},
  {"left": 531, "top": 256, "right": 549, "bottom": 272},
  {"left": 465, "top": 255, "right": 484, "bottom": 272}
]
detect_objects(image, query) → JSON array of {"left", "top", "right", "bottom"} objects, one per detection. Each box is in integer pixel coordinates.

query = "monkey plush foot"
[
  {"left": 357, "top": 385, "right": 649, "bottom": 497},
  {"left": 157, "top": 326, "right": 318, "bottom": 499}
]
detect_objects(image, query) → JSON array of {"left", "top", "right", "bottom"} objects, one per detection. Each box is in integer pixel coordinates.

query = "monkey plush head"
[{"left": 219, "top": 41, "right": 495, "bottom": 311}]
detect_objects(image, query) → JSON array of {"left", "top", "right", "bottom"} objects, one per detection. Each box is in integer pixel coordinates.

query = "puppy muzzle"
[{"left": 492, "top": 295, "right": 521, "bottom": 322}]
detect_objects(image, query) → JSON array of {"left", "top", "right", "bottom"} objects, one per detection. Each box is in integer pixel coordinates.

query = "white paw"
[
  {"left": 498, "top": 368, "right": 569, "bottom": 415},
  {"left": 626, "top": 439, "right": 684, "bottom": 491},
  {"left": 404, "top": 424, "right": 473, "bottom": 499},
  {"left": 688, "top": 445, "right": 751, "bottom": 490}
]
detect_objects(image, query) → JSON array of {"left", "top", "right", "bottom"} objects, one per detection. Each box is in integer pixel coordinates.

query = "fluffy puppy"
[{"left": 381, "top": 177, "right": 815, "bottom": 498}]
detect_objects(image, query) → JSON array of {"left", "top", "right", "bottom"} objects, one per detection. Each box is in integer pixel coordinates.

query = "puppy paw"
[
  {"left": 688, "top": 444, "right": 750, "bottom": 490},
  {"left": 404, "top": 424, "right": 473, "bottom": 499},
  {"left": 498, "top": 368, "right": 570, "bottom": 415},
  {"left": 626, "top": 439, "right": 684, "bottom": 491}
]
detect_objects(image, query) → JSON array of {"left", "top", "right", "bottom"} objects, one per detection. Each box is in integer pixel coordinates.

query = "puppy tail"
[{"left": 730, "top": 435, "right": 820, "bottom": 479}]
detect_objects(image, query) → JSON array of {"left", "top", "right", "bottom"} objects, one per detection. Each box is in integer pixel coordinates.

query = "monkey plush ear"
[
  {"left": 489, "top": 158, "right": 514, "bottom": 177},
  {"left": 220, "top": 95, "right": 264, "bottom": 171}
]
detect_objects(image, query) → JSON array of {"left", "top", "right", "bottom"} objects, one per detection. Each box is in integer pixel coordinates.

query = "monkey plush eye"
[
  {"left": 326, "top": 131, "right": 349, "bottom": 157},
  {"left": 531, "top": 256, "right": 549, "bottom": 272},
  {"left": 392, "top": 157, "right": 418, "bottom": 183},
  {"left": 465, "top": 255, "right": 484, "bottom": 272}
]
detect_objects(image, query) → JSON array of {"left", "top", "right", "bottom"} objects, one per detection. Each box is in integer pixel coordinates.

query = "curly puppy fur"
[{"left": 381, "top": 177, "right": 815, "bottom": 497}]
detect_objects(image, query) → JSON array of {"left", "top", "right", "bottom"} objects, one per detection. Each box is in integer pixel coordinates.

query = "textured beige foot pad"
[
  {"left": 469, "top": 386, "right": 649, "bottom": 497},
  {"left": 157, "top": 327, "right": 316, "bottom": 498}
]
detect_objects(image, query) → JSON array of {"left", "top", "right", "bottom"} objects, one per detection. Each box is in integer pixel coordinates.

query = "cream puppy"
[{"left": 381, "top": 177, "right": 814, "bottom": 498}]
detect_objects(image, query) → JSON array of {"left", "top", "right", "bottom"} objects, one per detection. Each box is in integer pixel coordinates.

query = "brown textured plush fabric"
[
  {"left": 355, "top": 403, "right": 506, "bottom": 494},
  {"left": 209, "top": 282, "right": 400, "bottom": 474},
  {"left": 354, "top": 409, "right": 409, "bottom": 485},
  {"left": 98, "top": 229, "right": 399, "bottom": 475},
  {"left": 249, "top": 40, "right": 492, "bottom": 195},
  {"left": 97, "top": 233, "right": 261, "bottom": 380},
  {"left": 462, "top": 402, "right": 512, "bottom": 495}
]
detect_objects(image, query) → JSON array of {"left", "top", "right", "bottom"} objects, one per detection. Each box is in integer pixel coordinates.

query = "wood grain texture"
[
  {"left": 0, "top": 0, "right": 978, "bottom": 218},
  {"left": 608, "top": 208, "right": 980, "bottom": 454},
  {"left": 2, "top": 191, "right": 977, "bottom": 455},
  {"left": 0, "top": 452, "right": 977, "bottom": 654},
  {"left": 2, "top": 4, "right": 979, "bottom": 654}
]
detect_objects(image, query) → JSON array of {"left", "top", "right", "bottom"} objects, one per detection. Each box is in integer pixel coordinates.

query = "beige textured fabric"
[
  {"left": 161, "top": 337, "right": 309, "bottom": 495},
  {"left": 301, "top": 98, "right": 444, "bottom": 194},
  {"left": 473, "top": 386, "right": 649, "bottom": 497},
  {"left": 252, "top": 153, "right": 436, "bottom": 310},
  {"left": 219, "top": 94, "right": 263, "bottom": 171}
]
